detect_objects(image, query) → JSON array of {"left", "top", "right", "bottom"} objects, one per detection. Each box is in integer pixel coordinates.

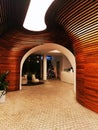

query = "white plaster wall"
[
  {"left": 61, "top": 71, "right": 74, "bottom": 84},
  {"left": 52, "top": 56, "right": 62, "bottom": 78},
  {"left": 61, "top": 55, "right": 72, "bottom": 71}
]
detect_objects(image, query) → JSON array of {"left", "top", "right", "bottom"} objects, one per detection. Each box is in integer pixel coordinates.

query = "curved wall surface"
[
  {"left": 53, "top": 0, "right": 98, "bottom": 112},
  {"left": 0, "top": 0, "right": 98, "bottom": 113},
  {"left": 0, "top": 30, "right": 52, "bottom": 91}
]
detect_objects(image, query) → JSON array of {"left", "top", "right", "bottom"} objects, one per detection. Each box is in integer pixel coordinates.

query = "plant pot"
[{"left": 0, "top": 90, "right": 6, "bottom": 103}]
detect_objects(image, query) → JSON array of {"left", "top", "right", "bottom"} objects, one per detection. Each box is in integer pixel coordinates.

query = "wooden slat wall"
[
  {"left": 0, "top": 0, "right": 30, "bottom": 35},
  {"left": 0, "top": 29, "right": 54, "bottom": 91},
  {"left": 0, "top": 0, "right": 98, "bottom": 113},
  {"left": 54, "top": 0, "right": 98, "bottom": 113},
  {"left": 0, "top": 46, "right": 21, "bottom": 91}
]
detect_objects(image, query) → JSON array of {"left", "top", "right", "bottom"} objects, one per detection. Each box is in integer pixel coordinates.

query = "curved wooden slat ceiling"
[
  {"left": 48, "top": 0, "right": 98, "bottom": 113},
  {"left": 0, "top": 0, "right": 98, "bottom": 113},
  {"left": 46, "top": 0, "right": 97, "bottom": 43}
]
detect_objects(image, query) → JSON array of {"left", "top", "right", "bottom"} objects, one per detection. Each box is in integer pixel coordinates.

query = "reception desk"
[{"left": 61, "top": 71, "right": 74, "bottom": 84}]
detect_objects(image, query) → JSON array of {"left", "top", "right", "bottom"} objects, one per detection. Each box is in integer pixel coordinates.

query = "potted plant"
[{"left": 0, "top": 71, "right": 9, "bottom": 103}]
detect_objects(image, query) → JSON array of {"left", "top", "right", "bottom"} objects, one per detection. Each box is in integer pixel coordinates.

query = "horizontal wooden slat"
[{"left": 0, "top": 0, "right": 98, "bottom": 113}]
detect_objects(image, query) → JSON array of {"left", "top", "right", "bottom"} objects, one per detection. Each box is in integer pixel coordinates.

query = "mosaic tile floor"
[{"left": 0, "top": 80, "right": 98, "bottom": 130}]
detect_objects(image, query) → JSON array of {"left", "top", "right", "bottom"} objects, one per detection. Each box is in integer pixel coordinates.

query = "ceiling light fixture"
[
  {"left": 23, "top": 0, "right": 54, "bottom": 31},
  {"left": 49, "top": 50, "right": 61, "bottom": 53}
]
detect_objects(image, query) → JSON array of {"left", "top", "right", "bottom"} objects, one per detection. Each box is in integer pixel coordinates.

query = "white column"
[{"left": 43, "top": 55, "right": 47, "bottom": 80}]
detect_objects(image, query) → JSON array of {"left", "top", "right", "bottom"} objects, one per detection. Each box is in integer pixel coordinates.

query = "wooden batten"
[{"left": 0, "top": 0, "right": 98, "bottom": 113}]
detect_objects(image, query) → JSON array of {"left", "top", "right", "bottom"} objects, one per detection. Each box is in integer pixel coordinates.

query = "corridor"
[{"left": 0, "top": 80, "right": 98, "bottom": 130}]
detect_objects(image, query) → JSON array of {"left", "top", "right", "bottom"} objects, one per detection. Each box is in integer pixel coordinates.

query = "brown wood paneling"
[
  {"left": 0, "top": 29, "right": 59, "bottom": 91},
  {"left": 53, "top": 0, "right": 98, "bottom": 113},
  {"left": 0, "top": 0, "right": 98, "bottom": 113}
]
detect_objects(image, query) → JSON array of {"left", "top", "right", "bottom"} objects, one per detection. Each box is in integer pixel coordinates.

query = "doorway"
[{"left": 20, "top": 43, "right": 76, "bottom": 92}]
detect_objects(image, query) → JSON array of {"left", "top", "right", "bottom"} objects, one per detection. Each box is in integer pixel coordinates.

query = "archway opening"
[{"left": 20, "top": 43, "right": 76, "bottom": 92}]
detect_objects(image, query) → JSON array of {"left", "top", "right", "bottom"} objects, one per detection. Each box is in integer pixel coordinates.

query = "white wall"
[
  {"left": 60, "top": 55, "right": 74, "bottom": 84},
  {"left": 61, "top": 55, "right": 72, "bottom": 71},
  {"left": 51, "top": 55, "right": 73, "bottom": 82},
  {"left": 52, "top": 55, "right": 62, "bottom": 78}
]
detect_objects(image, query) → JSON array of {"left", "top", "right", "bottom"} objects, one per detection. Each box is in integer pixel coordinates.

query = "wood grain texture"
[
  {"left": 53, "top": 0, "right": 98, "bottom": 113},
  {"left": 0, "top": 0, "right": 98, "bottom": 113}
]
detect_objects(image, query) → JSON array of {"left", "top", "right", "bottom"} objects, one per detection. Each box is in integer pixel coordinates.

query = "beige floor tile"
[{"left": 0, "top": 80, "right": 98, "bottom": 130}]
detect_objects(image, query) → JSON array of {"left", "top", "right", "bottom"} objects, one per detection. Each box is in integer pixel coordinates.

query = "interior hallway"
[{"left": 0, "top": 80, "right": 98, "bottom": 130}]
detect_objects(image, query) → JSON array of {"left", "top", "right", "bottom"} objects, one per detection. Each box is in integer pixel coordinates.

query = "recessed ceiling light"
[{"left": 49, "top": 50, "right": 61, "bottom": 53}]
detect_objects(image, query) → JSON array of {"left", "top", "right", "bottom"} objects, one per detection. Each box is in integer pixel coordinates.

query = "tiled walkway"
[{"left": 0, "top": 80, "right": 98, "bottom": 130}]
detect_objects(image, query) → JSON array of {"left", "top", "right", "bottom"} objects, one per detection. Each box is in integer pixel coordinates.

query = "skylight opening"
[{"left": 23, "top": 0, "right": 54, "bottom": 31}]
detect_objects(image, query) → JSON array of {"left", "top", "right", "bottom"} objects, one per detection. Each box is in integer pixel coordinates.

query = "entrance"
[{"left": 20, "top": 43, "right": 76, "bottom": 92}]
